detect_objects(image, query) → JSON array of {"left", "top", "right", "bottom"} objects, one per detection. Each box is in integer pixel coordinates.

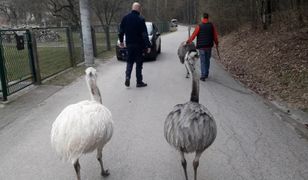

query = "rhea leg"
[
  {"left": 193, "top": 151, "right": 203, "bottom": 180},
  {"left": 97, "top": 147, "right": 110, "bottom": 177},
  {"left": 185, "top": 66, "right": 190, "bottom": 78},
  {"left": 180, "top": 151, "right": 188, "bottom": 180},
  {"left": 73, "top": 159, "right": 81, "bottom": 180}
]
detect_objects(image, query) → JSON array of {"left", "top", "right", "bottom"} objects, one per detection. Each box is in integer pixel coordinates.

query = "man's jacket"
[
  {"left": 187, "top": 18, "right": 218, "bottom": 49},
  {"left": 118, "top": 10, "right": 151, "bottom": 48}
]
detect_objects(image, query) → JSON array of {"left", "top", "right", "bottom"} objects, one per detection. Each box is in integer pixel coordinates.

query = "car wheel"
[
  {"left": 117, "top": 56, "right": 123, "bottom": 61},
  {"left": 157, "top": 43, "right": 161, "bottom": 54},
  {"left": 151, "top": 45, "right": 158, "bottom": 60}
]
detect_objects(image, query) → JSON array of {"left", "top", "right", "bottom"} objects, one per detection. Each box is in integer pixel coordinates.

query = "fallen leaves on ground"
[{"left": 216, "top": 25, "right": 308, "bottom": 112}]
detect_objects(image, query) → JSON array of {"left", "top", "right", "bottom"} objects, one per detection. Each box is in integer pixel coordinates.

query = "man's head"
[
  {"left": 203, "top": 13, "right": 209, "bottom": 19},
  {"left": 132, "top": 2, "right": 141, "bottom": 12}
]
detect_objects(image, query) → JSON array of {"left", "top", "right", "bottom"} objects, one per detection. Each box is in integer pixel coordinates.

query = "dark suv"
[{"left": 116, "top": 22, "right": 161, "bottom": 61}]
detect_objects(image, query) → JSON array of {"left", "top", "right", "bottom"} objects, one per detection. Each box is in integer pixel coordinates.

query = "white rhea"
[
  {"left": 164, "top": 50, "right": 217, "bottom": 180},
  {"left": 51, "top": 67, "right": 113, "bottom": 180}
]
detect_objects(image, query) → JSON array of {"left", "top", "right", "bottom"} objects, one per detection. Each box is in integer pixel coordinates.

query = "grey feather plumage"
[
  {"left": 165, "top": 48, "right": 217, "bottom": 180},
  {"left": 164, "top": 102, "right": 217, "bottom": 153}
]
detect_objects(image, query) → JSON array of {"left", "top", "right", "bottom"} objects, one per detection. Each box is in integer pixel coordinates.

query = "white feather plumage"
[
  {"left": 51, "top": 67, "right": 113, "bottom": 180},
  {"left": 51, "top": 100, "right": 113, "bottom": 164}
]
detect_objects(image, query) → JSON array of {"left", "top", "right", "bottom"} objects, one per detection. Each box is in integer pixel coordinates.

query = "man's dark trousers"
[{"left": 126, "top": 44, "right": 143, "bottom": 83}]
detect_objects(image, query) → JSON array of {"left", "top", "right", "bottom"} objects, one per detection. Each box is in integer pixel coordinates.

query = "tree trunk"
[
  {"left": 261, "top": 0, "right": 268, "bottom": 29},
  {"left": 250, "top": 0, "right": 258, "bottom": 29},
  {"left": 267, "top": 0, "right": 272, "bottom": 25},
  {"left": 195, "top": 0, "right": 199, "bottom": 24},
  {"left": 296, "top": 0, "right": 304, "bottom": 27},
  {"left": 79, "top": 0, "right": 94, "bottom": 66},
  {"left": 104, "top": 25, "right": 111, "bottom": 51}
]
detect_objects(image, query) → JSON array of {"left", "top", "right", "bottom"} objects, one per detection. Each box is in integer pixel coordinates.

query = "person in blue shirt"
[{"left": 119, "top": 2, "right": 151, "bottom": 88}]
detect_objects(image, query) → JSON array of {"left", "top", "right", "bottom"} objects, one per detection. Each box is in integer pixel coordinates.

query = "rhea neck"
[
  {"left": 184, "top": 59, "right": 199, "bottom": 103},
  {"left": 87, "top": 78, "right": 102, "bottom": 104}
]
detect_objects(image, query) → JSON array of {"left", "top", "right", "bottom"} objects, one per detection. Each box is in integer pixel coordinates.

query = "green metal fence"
[
  {"left": 93, "top": 25, "right": 118, "bottom": 57},
  {"left": 155, "top": 21, "right": 170, "bottom": 33},
  {"left": 71, "top": 28, "right": 83, "bottom": 64},
  {"left": 0, "top": 29, "right": 36, "bottom": 101},
  {"left": 0, "top": 27, "right": 77, "bottom": 100},
  {"left": 0, "top": 22, "right": 171, "bottom": 100},
  {"left": 0, "top": 26, "right": 88, "bottom": 101},
  {"left": 32, "top": 27, "right": 73, "bottom": 80}
]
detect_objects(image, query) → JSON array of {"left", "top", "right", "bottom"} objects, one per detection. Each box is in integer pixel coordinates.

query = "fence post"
[
  {"left": 91, "top": 26, "right": 97, "bottom": 57},
  {"left": 0, "top": 33, "right": 8, "bottom": 101},
  {"left": 166, "top": 21, "right": 170, "bottom": 32},
  {"left": 26, "top": 29, "right": 41, "bottom": 85},
  {"left": 66, "top": 27, "right": 76, "bottom": 67}
]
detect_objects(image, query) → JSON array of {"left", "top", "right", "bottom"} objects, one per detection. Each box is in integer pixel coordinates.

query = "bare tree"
[
  {"left": 0, "top": 0, "right": 48, "bottom": 26},
  {"left": 92, "top": 0, "right": 125, "bottom": 51},
  {"left": 0, "top": 1, "right": 17, "bottom": 26},
  {"left": 0, "top": 0, "right": 26, "bottom": 26},
  {"left": 250, "top": 0, "right": 258, "bottom": 29},
  {"left": 47, "top": 0, "right": 80, "bottom": 27},
  {"left": 79, "top": 0, "right": 94, "bottom": 66},
  {"left": 28, "top": 0, "right": 48, "bottom": 25},
  {"left": 296, "top": 0, "right": 304, "bottom": 27}
]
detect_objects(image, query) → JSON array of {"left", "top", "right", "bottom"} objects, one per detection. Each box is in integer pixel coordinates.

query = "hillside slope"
[{"left": 217, "top": 25, "right": 308, "bottom": 111}]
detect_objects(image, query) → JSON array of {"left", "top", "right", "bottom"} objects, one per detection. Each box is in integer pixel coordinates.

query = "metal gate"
[
  {"left": 32, "top": 27, "right": 73, "bottom": 80},
  {"left": 0, "top": 29, "right": 36, "bottom": 101}
]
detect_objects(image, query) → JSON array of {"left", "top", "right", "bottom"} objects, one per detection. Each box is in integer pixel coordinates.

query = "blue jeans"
[{"left": 198, "top": 48, "right": 212, "bottom": 78}]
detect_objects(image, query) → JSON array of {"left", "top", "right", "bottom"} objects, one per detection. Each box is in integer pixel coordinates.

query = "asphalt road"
[{"left": 0, "top": 26, "right": 308, "bottom": 180}]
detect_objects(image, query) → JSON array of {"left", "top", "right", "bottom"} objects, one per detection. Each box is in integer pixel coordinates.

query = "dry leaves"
[{"left": 216, "top": 25, "right": 308, "bottom": 111}]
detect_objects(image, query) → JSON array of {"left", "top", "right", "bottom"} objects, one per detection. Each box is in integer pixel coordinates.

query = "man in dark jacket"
[
  {"left": 187, "top": 13, "right": 218, "bottom": 81},
  {"left": 119, "top": 2, "right": 151, "bottom": 87}
]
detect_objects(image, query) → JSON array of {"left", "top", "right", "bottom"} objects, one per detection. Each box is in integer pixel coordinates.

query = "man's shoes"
[
  {"left": 125, "top": 78, "right": 130, "bottom": 87},
  {"left": 200, "top": 75, "right": 208, "bottom": 81},
  {"left": 136, "top": 82, "right": 147, "bottom": 87}
]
